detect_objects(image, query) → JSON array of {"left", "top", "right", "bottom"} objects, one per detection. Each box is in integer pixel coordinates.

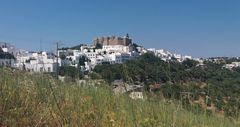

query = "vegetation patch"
[{"left": 0, "top": 67, "right": 239, "bottom": 126}]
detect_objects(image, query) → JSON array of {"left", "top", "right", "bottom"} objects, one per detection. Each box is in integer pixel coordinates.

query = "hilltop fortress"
[{"left": 93, "top": 34, "right": 132, "bottom": 46}]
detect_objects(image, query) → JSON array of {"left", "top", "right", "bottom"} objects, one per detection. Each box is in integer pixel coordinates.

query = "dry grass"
[{"left": 0, "top": 67, "right": 239, "bottom": 127}]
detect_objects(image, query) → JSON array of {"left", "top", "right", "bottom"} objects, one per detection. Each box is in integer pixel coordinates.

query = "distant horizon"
[{"left": 1, "top": 0, "right": 240, "bottom": 58}]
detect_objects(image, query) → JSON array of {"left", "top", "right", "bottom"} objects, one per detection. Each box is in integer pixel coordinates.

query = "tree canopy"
[{"left": 93, "top": 53, "right": 240, "bottom": 117}]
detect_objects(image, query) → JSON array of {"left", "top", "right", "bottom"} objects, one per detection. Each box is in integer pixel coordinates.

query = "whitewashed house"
[
  {"left": 102, "top": 45, "right": 130, "bottom": 53},
  {"left": 25, "top": 59, "right": 57, "bottom": 72},
  {"left": 15, "top": 51, "right": 57, "bottom": 72},
  {"left": 224, "top": 62, "right": 240, "bottom": 69}
]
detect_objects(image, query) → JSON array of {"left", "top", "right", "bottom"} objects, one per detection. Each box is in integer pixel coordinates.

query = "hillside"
[
  {"left": 92, "top": 53, "right": 240, "bottom": 118},
  {"left": 0, "top": 67, "right": 239, "bottom": 127}
]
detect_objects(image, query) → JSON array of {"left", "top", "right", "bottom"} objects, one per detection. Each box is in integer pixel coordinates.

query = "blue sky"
[{"left": 0, "top": 0, "right": 240, "bottom": 57}]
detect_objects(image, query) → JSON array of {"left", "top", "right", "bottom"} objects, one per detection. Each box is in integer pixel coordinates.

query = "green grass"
[{"left": 0, "top": 67, "right": 239, "bottom": 127}]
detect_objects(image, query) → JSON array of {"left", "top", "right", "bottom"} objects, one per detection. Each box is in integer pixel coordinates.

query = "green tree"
[
  {"left": 182, "top": 59, "right": 198, "bottom": 69},
  {"left": 95, "top": 43, "right": 102, "bottom": 49}
]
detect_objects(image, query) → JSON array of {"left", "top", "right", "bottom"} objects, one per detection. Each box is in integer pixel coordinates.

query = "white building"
[
  {"left": 58, "top": 43, "right": 136, "bottom": 71},
  {"left": 182, "top": 55, "right": 192, "bottom": 60},
  {"left": 136, "top": 46, "right": 147, "bottom": 55},
  {"left": 24, "top": 60, "right": 57, "bottom": 72},
  {"left": 224, "top": 64, "right": 235, "bottom": 69},
  {"left": 224, "top": 62, "right": 240, "bottom": 69},
  {"left": 102, "top": 45, "right": 130, "bottom": 53},
  {"left": 94, "top": 52, "right": 132, "bottom": 65},
  {"left": 16, "top": 51, "right": 57, "bottom": 72},
  {"left": 147, "top": 48, "right": 193, "bottom": 62},
  {"left": 232, "top": 62, "right": 240, "bottom": 67}
]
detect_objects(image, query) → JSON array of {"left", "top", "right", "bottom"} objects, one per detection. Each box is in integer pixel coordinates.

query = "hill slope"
[{"left": 0, "top": 68, "right": 239, "bottom": 127}]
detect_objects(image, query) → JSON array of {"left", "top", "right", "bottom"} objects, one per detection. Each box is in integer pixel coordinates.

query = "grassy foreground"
[{"left": 0, "top": 68, "right": 239, "bottom": 127}]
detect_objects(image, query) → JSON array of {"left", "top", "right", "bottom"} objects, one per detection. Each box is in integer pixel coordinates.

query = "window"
[
  {"left": 40, "top": 67, "right": 43, "bottom": 72},
  {"left": 48, "top": 67, "right": 51, "bottom": 72}
]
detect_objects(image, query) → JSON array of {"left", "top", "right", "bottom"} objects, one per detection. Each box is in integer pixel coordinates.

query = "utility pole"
[
  {"left": 56, "top": 42, "right": 59, "bottom": 79},
  {"left": 40, "top": 39, "right": 42, "bottom": 52}
]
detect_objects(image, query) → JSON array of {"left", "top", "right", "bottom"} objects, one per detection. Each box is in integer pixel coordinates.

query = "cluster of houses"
[
  {"left": 204, "top": 57, "right": 240, "bottom": 69},
  {"left": 0, "top": 42, "right": 57, "bottom": 72},
  {"left": 58, "top": 35, "right": 141, "bottom": 72},
  {"left": 147, "top": 48, "right": 192, "bottom": 62},
  {"left": 15, "top": 51, "right": 58, "bottom": 72},
  {"left": 0, "top": 34, "right": 196, "bottom": 74}
]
